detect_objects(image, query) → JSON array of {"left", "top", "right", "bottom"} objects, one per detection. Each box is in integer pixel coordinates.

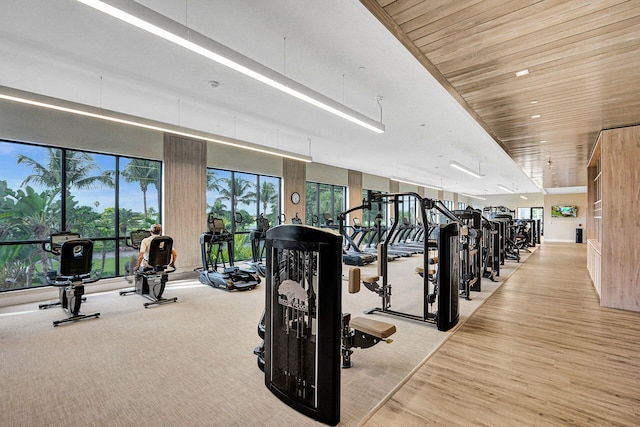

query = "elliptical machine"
[
  {"left": 248, "top": 214, "right": 271, "bottom": 277},
  {"left": 120, "top": 229, "right": 178, "bottom": 307},
  {"left": 198, "top": 213, "right": 261, "bottom": 291},
  {"left": 38, "top": 232, "right": 101, "bottom": 326}
]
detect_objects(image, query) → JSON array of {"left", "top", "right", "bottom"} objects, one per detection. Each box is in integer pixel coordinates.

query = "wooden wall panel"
[
  {"left": 283, "top": 158, "right": 306, "bottom": 224},
  {"left": 389, "top": 179, "right": 399, "bottom": 193},
  {"left": 348, "top": 169, "right": 363, "bottom": 224},
  {"left": 600, "top": 126, "right": 640, "bottom": 311},
  {"left": 163, "top": 134, "right": 207, "bottom": 272}
]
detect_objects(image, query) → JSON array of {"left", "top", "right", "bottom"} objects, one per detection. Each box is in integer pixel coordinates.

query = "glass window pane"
[
  {"left": 305, "top": 182, "right": 317, "bottom": 226},
  {"left": 120, "top": 157, "right": 161, "bottom": 233},
  {"left": 0, "top": 142, "right": 62, "bottom": 241},
  {"left": 233, "top": 172, "right": 258, "bottom": 262},
  {"left": 333, "top": 186, "right": 345, "bottom": 219},
  {"left": 64, "top": 151, "right": 115, "bottom": 238},
  {"left": 259, "top": 176, "right": 280, "bottom": 226},
  {"left": 207, "top": 169, "right": 232, "bottom": 225},
  {"left": 234, "top": 172, "right": 257, "bottom": 232},
  {"left": 0, "top": 243, "right": 49, "bottom": 290},
  {"left": 319, "top": 184, "right": 333, "bottom": 225}
]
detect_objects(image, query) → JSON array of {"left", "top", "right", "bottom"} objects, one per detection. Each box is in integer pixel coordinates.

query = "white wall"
[
  {"left": 544, "top": 193, "right": 587, "bottom": 243},
  {"left": 0, "top": 97, "right": 162, "bottom": 159},
  {"left": 306, "top": 162, "right": 349, "bottom": 186},
  {"left": 478, "top": 192, "right": 587, "bottom": 243}
]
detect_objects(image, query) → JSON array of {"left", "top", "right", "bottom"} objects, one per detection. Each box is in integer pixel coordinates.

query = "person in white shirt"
[{"left": 135, "top": 223, "right": 177, "bottom": 271}]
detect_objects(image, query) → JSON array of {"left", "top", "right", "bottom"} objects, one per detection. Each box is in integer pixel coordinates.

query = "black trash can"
[{"left": 575, "top": 228, "right": 583, "bottom": 243}]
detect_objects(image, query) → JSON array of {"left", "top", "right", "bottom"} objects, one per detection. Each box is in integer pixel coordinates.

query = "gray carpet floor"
[{"left": 0, "top": 252, "right": 527, "bottom": 426}]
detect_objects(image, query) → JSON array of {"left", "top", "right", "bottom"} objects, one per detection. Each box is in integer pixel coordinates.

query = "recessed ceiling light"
[
  {"left": 530, "top": 100, "right": 538, "bottom": 104},
  {"left": 531, "top": 114, "right": 541, "bottom": 119},
  {"left": 515, "top": 69, "right": 529, "bottom": 77},
  {"left": 540, "top": 140, "right": 547, "bottom": 143}
]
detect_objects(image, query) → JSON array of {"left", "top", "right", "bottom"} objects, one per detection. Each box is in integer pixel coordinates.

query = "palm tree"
[
  {"left": 215, "top": 176, "right": 256, "bottom": 215},
  {"left": 259, "top": 181, "right": 277, "bottom": 215},
  {"left": 17, "top": 149, "right": 114, "bottom": 198},
  {"left": 121, "top": 159, "right": 160, "bottom": 219}
]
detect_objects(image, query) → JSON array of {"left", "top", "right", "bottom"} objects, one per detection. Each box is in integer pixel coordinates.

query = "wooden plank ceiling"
[{"left": 361, "top": 0, "right": 640, "bottom": 190}]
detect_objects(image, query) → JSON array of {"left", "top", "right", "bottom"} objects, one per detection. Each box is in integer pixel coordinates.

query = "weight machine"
[{"left": 338, "top": 191, "right": 461, "bottom": 331}]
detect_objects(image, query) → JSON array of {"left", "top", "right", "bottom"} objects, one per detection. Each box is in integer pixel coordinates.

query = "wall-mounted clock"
[{"left": 291, "top": 191, "right": 301, "bottom": 205}]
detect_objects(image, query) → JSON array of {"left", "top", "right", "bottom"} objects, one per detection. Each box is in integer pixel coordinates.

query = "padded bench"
[{"left": 350, "top": 316, "right": 396, "bottom": 339}]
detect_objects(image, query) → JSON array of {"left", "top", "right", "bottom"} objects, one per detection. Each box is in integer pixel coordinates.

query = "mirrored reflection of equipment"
[
  {"left": 198, "top": 214, "right": 260, "bottom": 291},
  {"left": 39, "top": 232, "right": 101, "bottom": 326},
  {"left": 261, "top": 225, "right": 342, "bottom": 426},
  {"left": 120, "top": 230, "right": 177, "bottom": 307}
]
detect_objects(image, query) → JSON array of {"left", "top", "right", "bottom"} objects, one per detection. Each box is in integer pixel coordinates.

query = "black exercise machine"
[
  {"left": 453, "top": 207, "right": 483, "bottom": 297},
  {"left": 324, "top": 213, "right": 376, "bottom": 266},
  {"left": 481, "top": 214, "right": 500, "bottom": 281},
  {"left": 341, "top": 267, "right": 396, "bottom": 369},
  {"left": 253, "top": 224, "right": 397, "bottom": 425},
  {"left": 338, "top": 192, "right": 460, "bottom": 331},
  {"left": 260, "top": 224, "right": 342, "bottom": 425},
  {"left": 120, "top": 230, "right": 177, "bottom": 307},
  {"left": 248, "top": 214, "right": 271, "bottom": 277},
  {"left": 38, "top": 232, "right": 101, "bottom": 326},
  {"left": 198, "top": 214, "right": 260, "bottom": 291}
]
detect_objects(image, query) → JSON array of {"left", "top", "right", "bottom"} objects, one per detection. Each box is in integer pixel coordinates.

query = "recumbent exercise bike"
[
  {"left": 120, "top": 230, "right": 177, "bottom": 307},
  {"left": 39, "top": 232, "right": 101, "bottom": 326}
]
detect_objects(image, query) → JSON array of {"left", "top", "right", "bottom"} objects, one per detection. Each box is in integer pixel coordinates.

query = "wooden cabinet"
[{"left": 587, "top": 126, "right": 640, "bottom": 311}]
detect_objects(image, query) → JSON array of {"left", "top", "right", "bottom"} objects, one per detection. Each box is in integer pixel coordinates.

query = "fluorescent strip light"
[
  {"left": 461, "top": 193, "right": 486, "bottom": 201},
  {"left": 498, "top": 185, "right": 515, "bottom": 193},
  {"left": 520, "top": 195, "right": 528, "bottom": 200},
  {"left": 449, "top": 160, "right": 482, "bottom": 179},
  {"left": 0, "top": 89, "right": 312, "bottom": 163},
  {"left": 77, "top": 0, "right": 385, "bottom": 134},
  {"left": 392, "top": 177, "right": 441, "bottom": 191},
  {"left": 515, "top": 69, "right": 529, "bottom": 77}
]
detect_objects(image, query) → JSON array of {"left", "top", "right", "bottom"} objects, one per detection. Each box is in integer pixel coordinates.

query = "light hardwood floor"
[{"left": 362, "top": 242, "right": 640, "bottom": 426}]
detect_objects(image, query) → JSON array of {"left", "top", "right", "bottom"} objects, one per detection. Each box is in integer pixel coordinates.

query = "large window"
[
  {"left": 0, "top": 140, "right": 161, "bottom": 291},
  {"left": 206, "top": 168, "right": 281, "bottom": 262},
  {"left": 305, "top": 182, "right": 345, "bottom": 227}
]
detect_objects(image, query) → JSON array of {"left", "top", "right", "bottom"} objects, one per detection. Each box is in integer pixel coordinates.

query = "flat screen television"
[{"left": 551, "top": 205, "right": 577, "bottom": 218}]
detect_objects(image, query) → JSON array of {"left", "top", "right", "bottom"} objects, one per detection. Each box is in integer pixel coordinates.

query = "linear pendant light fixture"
[
  {"left": 76, "top": 0, "right": 385, "bottom": 134},
  {"left": 461, "top": 193, "right": 487, "bottom": 201},
  {"left": 0, "top": 86, "right": 312, "bottom": 162},
  {"left": 449, "top": 160, "right": 482, "bottom": 179},
  {"left": 498, "top": 184, "right": 515, "bottom": 193},
  {"left": 392, "top": 177, "right": 442, "bottom": 191}
]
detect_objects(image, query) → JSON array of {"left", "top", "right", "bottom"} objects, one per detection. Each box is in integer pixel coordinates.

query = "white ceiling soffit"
[
  {"left": 0, "top": 0, "right": 542, "bottom": 195},
  {"left": 544, "top": 186, "right": 587, "bottom": 195}
]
